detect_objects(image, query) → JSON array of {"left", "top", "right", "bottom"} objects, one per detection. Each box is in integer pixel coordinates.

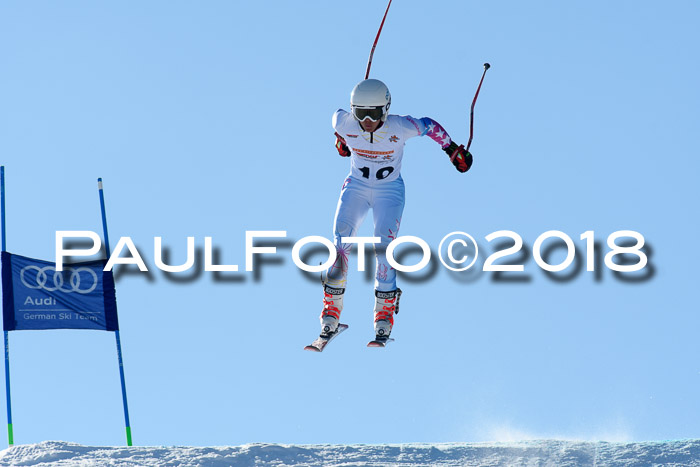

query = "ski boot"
[
  {"left": 373, "top": 288, "right": 402, "bottom": 339},
  {"left": 320, "top": 284, "right": 345, "bottom": 337}
]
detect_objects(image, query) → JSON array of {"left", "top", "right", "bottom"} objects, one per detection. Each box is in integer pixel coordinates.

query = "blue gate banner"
[{"left": 2, "top": 251, "right": 119, "bottom": 331}]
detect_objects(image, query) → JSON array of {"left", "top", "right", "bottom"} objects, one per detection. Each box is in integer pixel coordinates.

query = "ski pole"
[
  {"left": 466, "top": 63, "right": 490, "bottom": 153},
  {"left": 364, "top": 0, "right": 393, "bottom": 79}
]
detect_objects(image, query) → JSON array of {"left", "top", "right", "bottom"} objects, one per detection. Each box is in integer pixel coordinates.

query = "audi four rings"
[{"left": 20, "top": 266, "right": 99, "bottom": 294}]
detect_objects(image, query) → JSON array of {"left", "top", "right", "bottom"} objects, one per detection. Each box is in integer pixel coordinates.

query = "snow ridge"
[{"left": 1, "top": 440, "right": 700, "bottom": 466}]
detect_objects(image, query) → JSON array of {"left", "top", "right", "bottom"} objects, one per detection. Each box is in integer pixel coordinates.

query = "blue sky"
[{"left": 1, "top": 0, "right": 699, "bottom": 447}]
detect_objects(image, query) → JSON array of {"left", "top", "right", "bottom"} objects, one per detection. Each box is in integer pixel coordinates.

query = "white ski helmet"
[{"left": 350, "top": 79, "right": 391, "bottom": 122}]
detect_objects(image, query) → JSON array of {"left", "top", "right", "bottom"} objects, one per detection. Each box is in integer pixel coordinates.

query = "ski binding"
[
  {"left": 367, "top": 336, "right": 394, "bottom": 348},
  {"left": 304, "top": 324, "right": 349, "bottom": 352}
]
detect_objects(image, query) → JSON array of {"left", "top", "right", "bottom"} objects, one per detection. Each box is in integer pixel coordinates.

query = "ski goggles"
[{"left": 352, "top": 106, "right": 385, "bottom": 122}]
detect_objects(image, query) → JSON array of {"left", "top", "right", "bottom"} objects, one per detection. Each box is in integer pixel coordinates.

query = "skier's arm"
[
  {"left": 416, "top": 117, "right": 452, "bottom": 149},
  {"left": 332, "top": 109, "right": 352, "bottom": 157},
  {"left": 404, "top": 116, "right": 473, "bottom": 173},
  {"left": 334, "top": 132, "right": 351, "bottom": 157}
]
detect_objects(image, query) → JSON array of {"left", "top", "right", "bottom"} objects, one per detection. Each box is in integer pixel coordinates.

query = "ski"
[
  {"left": 304, "top": 324, "right": 349, "bottom": 352},
  {"left": 367, "top": 336, "right": 394, "bottom": 348}
]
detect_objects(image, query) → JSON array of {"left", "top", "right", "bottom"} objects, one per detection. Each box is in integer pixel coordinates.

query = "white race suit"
[{"left": 326, "top": 109, "right": 452, "bottom": 292}]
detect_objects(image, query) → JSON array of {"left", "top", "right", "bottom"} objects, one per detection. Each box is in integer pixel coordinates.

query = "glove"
[
  {"left": 443, "top": 141, "right": 473, "bottom": 173},
  {"left": 334, "top": 132, "right": 351, "bottom": 157}
]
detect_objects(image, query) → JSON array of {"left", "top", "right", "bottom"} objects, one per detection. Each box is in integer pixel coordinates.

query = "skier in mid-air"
[{"left": 316, "top": 78, "right": 473, "bottom": 345}]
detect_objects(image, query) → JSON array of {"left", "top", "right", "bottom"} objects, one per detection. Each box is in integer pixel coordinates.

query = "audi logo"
[{"left": 20, "top": 266, "right": 99, "bottom": 294}]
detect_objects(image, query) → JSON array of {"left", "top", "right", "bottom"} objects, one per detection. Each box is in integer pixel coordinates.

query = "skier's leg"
[
  {"left": 371, "top": 177, "right": 405, "bottom": 337},
  {"left": 320, "top": 176, "right": 370, "bottom": 334},
  {"left": 371, "top": 176, "right": 405, "bottom": 291},
  {"left": 325, "top": 177, "right": 371, "bottom": 288}
]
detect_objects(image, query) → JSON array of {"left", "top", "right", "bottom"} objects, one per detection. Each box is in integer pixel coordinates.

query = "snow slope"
[{"left": 1, "top": 440, "right": 699, "bottom": 466}]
